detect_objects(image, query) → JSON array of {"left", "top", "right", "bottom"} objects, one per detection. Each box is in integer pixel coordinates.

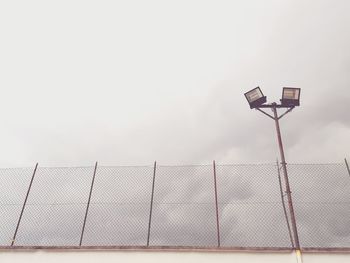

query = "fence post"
[
  {"left": 345, "top": 158, "right": 350, "bottom": 178},
  {"left": 79, "top": 161, "right": 98, "bottom": 246},
  {"left": 213, "top": 160, "right": 221, "bottom": 247},
  {"left": 11, "top": 163, "right": 38, "bottom": 246},
  {"left": 147, "top": 161, "right": 157, "bottom": 246}
]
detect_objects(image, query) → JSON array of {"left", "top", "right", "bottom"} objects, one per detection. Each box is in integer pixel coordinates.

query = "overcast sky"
[
  {"left": 1, "top": 0, "right": 349, "bottom": 167},
  {"left": 0, "top": 1, "right": 350, "bottom": 249}
]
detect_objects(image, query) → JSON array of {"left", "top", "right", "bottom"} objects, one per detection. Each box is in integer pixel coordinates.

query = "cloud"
[{"left": 0, "top": 0, "right": 349, "bottom": 249}]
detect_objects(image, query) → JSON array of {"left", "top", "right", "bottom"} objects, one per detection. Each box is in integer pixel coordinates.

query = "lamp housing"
[
  {"left": 244, "top": 87, "right": 267, "bottom": 109},
  {"left": 281, "top": 87, "right": 301, "bottom": 106}
]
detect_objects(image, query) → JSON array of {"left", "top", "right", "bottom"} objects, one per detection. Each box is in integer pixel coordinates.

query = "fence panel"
[
  {"left": 216, "top": 164, "right": 293, "bottom": 248},
  {"left": 0, "top": 168, "right": 34, "bottom": 246},
  {"left": 82, "top": 166, "right": 154, "bottom": 246},
  {"left": 14, "top": 167, "right": 94, "bottom": 246},
  {"left": 150, "top": 165, "right": 217, "bottom": 246},
  {"left": 288, "top": 163, "right": 350, "bottom": 248}
]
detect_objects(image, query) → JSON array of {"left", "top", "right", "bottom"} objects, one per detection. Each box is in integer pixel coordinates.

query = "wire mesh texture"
[
  {"left": 150, "top": 165, "right": 217, "bottom": 247},
  {"left": 0, "top": 168, "right": 34, "bottom": 246},
  {"left": 216, "top": 164, "right": 293, "bottom": 248},
  {"left": 82, "top": 166, "right": 154, "bottom": 246},
  {"left": 13, "top": 166, "right": 94, "bottom": 246},
  {"left": 0, "top": 162, "right": 349, "bottom": 250},
  {"left": 287, "top": 163, "right": 350, "bottom": 248}
]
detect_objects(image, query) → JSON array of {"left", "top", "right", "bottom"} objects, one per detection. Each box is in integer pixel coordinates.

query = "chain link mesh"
[
  {"left": 82, "top": 166, "right": 154, "bottom": 246},
  {"left": 0, "top": 168, "right": 34, "bottom": 245},
  {"left": 287, "top": 163, "right": 350, "bottom": 248},
  {"left": 0, "top": 163, "right": 348, "bottom": 249},
  {"left": 216, "top": 164, "right": 292, "bottom": 247},
  {"left": 150, "top": 165, "right": 217, "bottom": 246},
  {"left": 14, "top": 167, "right": 94, "bottom": 246}
]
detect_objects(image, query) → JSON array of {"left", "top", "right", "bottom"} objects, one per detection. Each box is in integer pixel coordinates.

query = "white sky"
[{"left": 0, "top": 0, "right": 349, "bottom": 167}]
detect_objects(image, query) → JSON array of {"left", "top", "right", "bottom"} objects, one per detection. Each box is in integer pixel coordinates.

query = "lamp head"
[
  {"left": 281, "top": 87, "right": 301, "bottom": 106},
  {"left": 244, "top": 87, "right": 267, "bottom": 109}
]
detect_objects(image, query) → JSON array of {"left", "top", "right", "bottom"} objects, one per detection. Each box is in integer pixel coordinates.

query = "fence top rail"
[{"left": 0, "top": 162, "right": 346, "bottom": 169}]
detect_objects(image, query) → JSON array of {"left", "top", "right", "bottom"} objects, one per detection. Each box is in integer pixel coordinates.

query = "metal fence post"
[
  {"left": 11, "top": 163, "right": 38, "bottom": 246},
  {"left": 79, "top": 161, "right": 98, "bottom": 246},
  {"left": 345, "top": 158, "right": 350, "bottom": 178},
  {"left": 213, "top": 160, "right": 221, "bottom": 247},
  {"left": 147, "top": 161, "right": 157, "bottom": 246}
]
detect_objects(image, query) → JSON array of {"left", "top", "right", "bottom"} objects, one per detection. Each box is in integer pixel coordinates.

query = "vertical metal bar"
[
  {"left": 79, "top": 161, "right": 98, "bottom": 246},
  {"left": 272, "top": 105, "right": 301, "bottom": 250},
  {"left": 345, "top": 158, "right": 350, "bottom": 178},
  {"left": 276, "top": 160, "right": 294, "bottom": 248},
  {"left": 147, "top": 161, "right": 157, "bottom": 246},
  {"left": 11, "top": 163, "right": 38, "bottom": 246},
  {"left": 213, "top": 160, "right": 221, "bottom": 247}
]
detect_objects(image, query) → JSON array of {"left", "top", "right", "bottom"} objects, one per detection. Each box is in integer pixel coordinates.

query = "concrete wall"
[{"left": 0, "top": 250, "right": 349, "bottom": 263}]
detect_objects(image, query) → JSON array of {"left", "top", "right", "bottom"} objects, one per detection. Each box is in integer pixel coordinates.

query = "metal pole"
[
  {"left": 276, "top": 160, "right": 294, "bottom": 248},
  {"left": 147, "top": 161, "right": 157, "bottom": 246},
  {"left": 345, "top": 158, "right": 350, "bottom": 178},
  {"left": 11, "top": 163, "right": 38, "bottom": 246},
  {"left": 272, "top": 105, "right": 300, "bottom": 250},
  {"left": 79, "top": 161, "right": 98, "bottom": 246},
  {"left": 213, "top": 160, "right": 221, "bottom": 247}
]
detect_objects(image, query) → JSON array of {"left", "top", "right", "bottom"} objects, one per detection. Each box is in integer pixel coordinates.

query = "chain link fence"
[
  {"left": 288, "top": 163, "right": 350, "bottom": 249},
  {"left": 0, "top": 161, "right": 349, "bottom": 250}
]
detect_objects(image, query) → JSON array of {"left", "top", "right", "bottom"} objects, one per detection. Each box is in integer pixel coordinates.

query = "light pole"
[{"left": 244, "top": 87, "right": 301, "bottom": 251}]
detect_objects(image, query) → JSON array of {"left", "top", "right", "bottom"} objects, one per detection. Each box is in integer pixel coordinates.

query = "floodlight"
[
  {"left": 244, "top": 87, "right": 267, "bottom": 108},
  {"left": 281, "top": 87, "right": 300, "bottom": 106}
]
